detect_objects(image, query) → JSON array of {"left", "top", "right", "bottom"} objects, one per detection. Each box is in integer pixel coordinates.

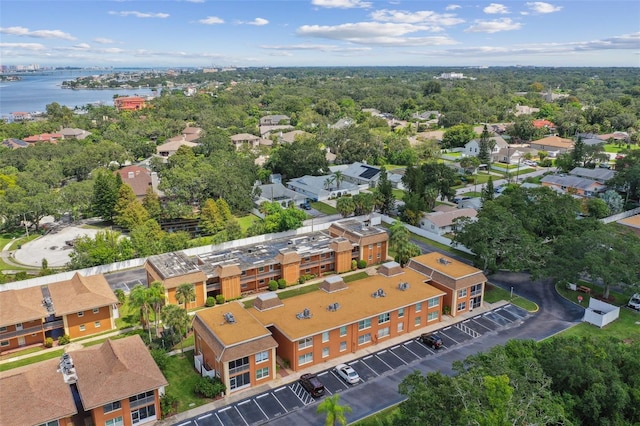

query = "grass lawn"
[
  {"left": 9, "top": 234, "right": 39, "bottom": 251},
  {"left": 115, "top": 301, "right": 142, "bottom": 329},
  {"left": 0, "top": 349, "right": 64, "bottom": 372},
  {"left": 0, "top": 346, "right": 43, "bottom": 361},
  {"left": 556, "top": 308, "right": 640, "bottom": 342},
  {"left": 354, "top": 405, "right": 400, "bottom": 425},
  {"left": 311, "top": 201, "right": 338, "bottom": 215},
  {"left": 392, "top": 189, "right": 405, "bottom": 200},
  {"left": 404, "top": 230, "right": 475, "bottom": 262},
  {"left": 603, "top": 143, "right": 639, "bottom": 153},
  {"left": 237, "top": 214, "right": 260, "bottom": 233},
  {"left": 484, "top": 283, "right": 538, "bottom": 312},
  {"left": 162, "top": 350, "right": 212, "bottom": 413},
  {"left": 460, "top": 191, "right": 482, "bottom": 198}
]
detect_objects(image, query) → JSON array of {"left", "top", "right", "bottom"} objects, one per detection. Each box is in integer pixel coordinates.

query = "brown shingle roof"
[
  {"left": 71, "top": 335, "right": 168, "bottom": 410},
  {"left": 0, "top": 358, "right": 77, "bottom": 426},
  {"left": 47, "top": 273, "right": 118, "bottom": 316},
  {"left": 0, "top": 286, "right": 47, "bottom": 327}
]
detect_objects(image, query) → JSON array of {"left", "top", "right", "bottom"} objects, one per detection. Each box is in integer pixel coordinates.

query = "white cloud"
[
  {"left": 198, "top": 16, "right": 225, "bottom": 24},
  {"left": 0, "top": 42, "right": 46, "bottom": 50},
  {"left": 261, "top": 43, "right": 371, "bottom": 52},
  {"left": 93, "top": 38, "right": 114, "bottom": 44},
  {"left": 526, "top": 2, "right": 562, "bottom": 14},
  {"left": 242, "top": 18, "right": 269, "bottom": 26},
  {"left": 483, "top": 3, "right": 509, "bottom": 14},
  {"left": 185, "top": 0, "right": 205, "bottom": 2},
  {"left": 108, "top": 11, "right": 169, "bottom": 18},
  {"left": 465, "top": 18, "right": 522, "bottom": 33},
  {"left": 73, "top": 43, "right": 91, "bottom": 49},
  {"left": 445, "top": 4, "right": 461, "bottom": 10},
  {"left": 311, "top": 0, "right": 372, "bottom": 9},
  {"left": 0, "top": 26, "right": 76, "bottom": 40},
  {"left": 370, "top": 9, "right": 464, "bottom": 27}
]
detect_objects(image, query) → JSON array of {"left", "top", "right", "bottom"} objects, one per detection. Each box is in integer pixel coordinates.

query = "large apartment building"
[
  {"left": 0, "top": 272, "right": 118, "bottom": 353},
  {"left": 145, "top": 219, "right": 389, "bottom": 303},
  {"left": 0, "top": 335, "right": 167, "bottom": 426},
  {"left": 193, "top": 253, "right": 487, "bottom": 395}
]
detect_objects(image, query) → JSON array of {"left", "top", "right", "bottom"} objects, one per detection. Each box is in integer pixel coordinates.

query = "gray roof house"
[
  {"left": 341, "top": 162, "right": 382, "bottom": 188},
  {"left": 464, "top": 136, "right": 508, "bottom": 158},
  {"left": 568, "top": 167, "right": 615, "bottom": 183},
  {"left": 541, "top": 174, "right": 607, "bottom": 198},
  {"left": 329, "top": 118, "right": 355, "bottom": 130},
  {"left": 260, "top": 115, "right": 290, "bottom": 126},
  {"left": 287, "top": 174, "right": 360, "bottom": 202},
  {"left": 419, "top": 208, "right": 477, "bottom": 235},
  {"left": 254, "top": 183, "right": 307, "bottom": 208}
]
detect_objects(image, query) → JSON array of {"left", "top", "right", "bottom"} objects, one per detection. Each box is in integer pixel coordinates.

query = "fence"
[{"left": 600, "top": 206, "right": 640, "bottom": 224}]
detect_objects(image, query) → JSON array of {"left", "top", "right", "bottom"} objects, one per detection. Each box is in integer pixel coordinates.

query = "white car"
[
  {"left": 628, "top": 293, "right": 640, "bottom": 311},
  {"left": 335, "top": 363, "right": 360, "bottom": 384}
]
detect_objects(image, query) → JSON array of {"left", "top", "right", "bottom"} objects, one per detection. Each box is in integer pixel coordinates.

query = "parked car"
[
  {"left": 300, "top": 202, "right": 312, "bottom": 210},
  {"left": 299, "top": 373, "right": 325, "bottom": 397},
  {"left": 628, "top": 293, "right": 640, "bottom": 311},
  {"left": 453, "top": 196, "right": 471, "bottom": 204},
  {"left": 335, "top": 363, "right": 360, "bottom": 384},
  {"left": 420, "top": 332, "right": 443, "bottom": 349},
  {"left": 523, "top": 160, "right": 538, "bottom": 167}
]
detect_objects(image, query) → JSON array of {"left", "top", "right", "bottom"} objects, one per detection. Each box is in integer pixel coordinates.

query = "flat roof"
[
  {"left": 196, "top": 302, "right": 273, "bottom": 347},
  {"left": 410, "top": 253, "right": 482, "bottom": 280},
  {"left": 147, "top": 251, "right": 201, "bottom": 279},
  {"left": 250, "top": 269, "right": 445, "bottom": 341}
]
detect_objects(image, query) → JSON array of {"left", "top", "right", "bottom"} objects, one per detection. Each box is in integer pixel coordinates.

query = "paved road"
[{"left": 262, "top": 272, "right": 583, "bottom": 425}]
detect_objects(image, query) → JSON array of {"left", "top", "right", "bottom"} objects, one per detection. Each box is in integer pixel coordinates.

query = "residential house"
[
  {"left": 260, "top": 115, "right": 290, "bottom": 126},
  {"left": 193, "top": 302, "right": 279, "bottom": 395},
  {"left": 287, "top": 174, "right": 360, "bottom": 202},
  {"left": 464, "top": 136, "right": 508, "bottom": 158},
  {"left": 513, "top": 105, "right": 540, "bottom": 116},
  {"left": 340, "top": 162, "right": 382, "bottom": 188},
  {"left": 617, "top": 214, "right": 640, "bottom": 237},
  {"left": 494, "top": 145, "right": 538, "bottom": 164},
  {"left": 278, "top": 130, "right": 311, "bottom": 144},
  {"left": 568, "top": 167, "right": 615, "bottom": 183},
  {"left": 419, "top": 208, "right": 477, "bottom": 235},
  {"left": 259, "top": 124, "right": 294, "bottom": 138},
  {"left": 458, "top": 197, "right": 483, "bottom": 211},
  {"left": 0, "top": 335, "right": 168, "bottom": 426},
  {"left": 540, "top": 174, "right": 607, "bottom": 197},
  {"left": 114, "top": 96, "right": 146, "bottom": 111},
  {"left": 412, "top": 111, "right": 441, "bottom": 121},
  {"left": 598, "top": 131, "right": 629, "bottom": 143},
  {"left": 329, "top": 118, "right": 355, "bottom": 130},
  {"left": 254, "top": 182, "right": 307, "bottom": 209},
  {"left": 0, "top": 273, "right": 118, "bottom": 353},
  {"left": 23, "top": 132, "right": 62, "bottom": 144},
  {"left": 388, "top": 168, "right": 406, "bottom": 190},
  {"left": 180, "top": 126, "right": 204, "bottom": 142},
  {"left": 10, "top": 111, "right": 32, "bottom": 122},
  {"left": 116, "top": 165, "right": 160, "bottom": 200},
  {"left": 406, "top": 253, "right": 487, "bottom": 317},
  {"left": 230, "top": 133, "right": 271, "bottom": 150},
  {"left": 1, "top": 138, "right": 29, "bottom": 149},
  {"left": 60, "top": 127, "right": 91, "bottom": 140},
  {"left": 575, "top": 133, "right": 607, "bottom": 147},
  {"left": 532, "top": 119, "right": 556, "bottom": 132},
  {"left": 145, "top": 219, "right": 388, "bottom": 301},
  {"left": 156, "top": 138, "right": 198, "bottom": 157},
  {"left": 529, "top": 135, "right": 573, "bottom": 157}
]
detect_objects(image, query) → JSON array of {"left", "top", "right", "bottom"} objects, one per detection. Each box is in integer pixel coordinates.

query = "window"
[
  {"left": 339, "top": 326, "right": 347, "bottom": 337},
  {"left": 77, "top": 312, "right": 84, "bottom": 317},
  {"left": 368, "top": 254, "right": 372, "bottom": 260},
  {"left": 358, "top": 333, "right": 371, "bottom": 345},
  {"left": 414, "top": 317, "right": 421, "bottom": 326},
  {"left": 298, "top": 352, "right": 313, "bottom": 366},
  {"left": 397, "top": 322, "right": 404, "bottom": 332},
  {"left": 377, "top": 242, "right": 381, "bottom": 248},
  {"left": 298, "top": 337, "right": 313, "bottom": 350},
  {"left": 79, "top": 324, "right": 86, "bottom": 332},
  {"left": 93, "top": 307, "right": 100, "bottom": 314},
  {"left": 259, "top": 279, "right": 265, "bottom": 284},
  {"left": 129, "top": 391, "right": 154, "bottom": 408},
  {"left": 94, "top": 321, "right": 101, "bottom": 328},
  {"left": 398, "top": 308, "right": 404, "bottom": 318},
  {"left": 104, "top": 401, "right": 122, "bottom": 414},
  {"left": 457, "top": 301, "right": 467, "bottom": 312},
  {"left": 0, "top": 326, "right": 6, "bottom": 332},
  {"left": 322, "top": 347, "right": 330, "bottom": 358},
  {"left": 256, "top": 367, "right": 269, "bottom": 380},
  {"left": 105, "top": 417, "right": 123, "bottom": 426},
  {"left": 38, "top": 421, "right": 60, "bottom": 426},
  {"left": 458, "top": 288, "right": 468, "bottom": 298},
  {"left": 258, "top": 266, "right": 264, "bottom": 272},
  {"left": 255, "top": 351, "right": 269, "bottom": 363},
  {"left": 378, "top": 327, "right": 390, "bottom": 338},
  {"left": 428, "top": 297, "right": 439, "bottom": 308},
  {"left": 131, "top": 404, "right": 156, "bottom": 424},
  {"left": 377, "top": 253, "right": 381, "bottom": 259},
  {"left": 340, "top": 341, "right": 347, "bottom": 352},
  {"left": 358, "top": 318, "right": 371, "bottom": 330},
  {"left": 229, "top": 357, "right": 250, "bottom": 374},
  {"left": 369, "top": 244, "right": 373, "bottom": 250},
  {"left": 470, "top": 283, "right": 483, "bottom": 296},
  {"left": 428, "top": 311, "right": 439, "bottom": 322},
  {"left": 415, "top": 302, "right": 422, "bottom": 312},
  {"left": 378, "top": 312, "right": 390, "bottom": 324},
  {"left": 229, "top": 372, "right": 251, "bottom": 390},
  {"left": 322, "top": 331, "right": 330, "bottom": 343}
]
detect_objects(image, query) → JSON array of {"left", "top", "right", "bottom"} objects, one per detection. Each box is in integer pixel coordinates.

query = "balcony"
[
  {"left": 229, "top": 363, "right": 250, "bottom": 375},
  {"left": 0, "top": 325, "right": 43, "bottom": 339},
  {"left": 43, "top": 320, "right": 64, "bottom": 331}
]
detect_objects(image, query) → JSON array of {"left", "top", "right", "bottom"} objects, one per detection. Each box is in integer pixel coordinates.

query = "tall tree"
[
  {"left": 92, "top": 169, "right": 121, "bottom": 221},
  {"left": 336, "top": 197, "right": 355, "bottom": 218},
  {"left": 161, "top": 304, "right": 191, "bottom": 354},
  {"left": 175, "top": 283, "right": 196, "bottom": 310},
  {"left": 142, "top": 186, "right": 162, "bottom": 221},
  {"left": 374, "top": 167, "right": 395, "bottom": 215},
  {"left": 149, "top": 281, "right": 166, "bottom": 338},
  {"left": 200, "top": 198, "right": 224, "bottom": 235},
  {"left": 442, "top": 124, "right": 476, "bottom": 149},
  {"left": 482, "top": 176, "right": 495, "bottom": 203},
  {"left": 316, "top": 394, "right": 352, "bottom": 426},
  {"left": 129, "top": 284, "right": 154, "bottom": 342},
  {"left": 389, "top": 220, "right": 421, "bottom": 266},
  {"left": 478, "top": 125, "right": 493, "bottom": 165}
]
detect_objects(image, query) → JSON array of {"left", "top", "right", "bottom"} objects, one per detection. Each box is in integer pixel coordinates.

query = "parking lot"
[{"left": 175, "top": 303, "right": 529, "bottom": 426}]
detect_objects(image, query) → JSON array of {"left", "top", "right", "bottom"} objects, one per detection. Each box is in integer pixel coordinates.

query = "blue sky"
[{"left": 1, "top": 0, "right": 639, "bottom": 67}]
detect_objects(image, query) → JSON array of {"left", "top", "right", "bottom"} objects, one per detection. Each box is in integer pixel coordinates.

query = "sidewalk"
[{"left": 158, "top": 299, "right": 509, "bottom": 425}]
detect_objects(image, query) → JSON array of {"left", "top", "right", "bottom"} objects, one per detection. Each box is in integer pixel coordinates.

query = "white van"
[{"left": 628, "top": 294, "right": 640, "bottom": 311}]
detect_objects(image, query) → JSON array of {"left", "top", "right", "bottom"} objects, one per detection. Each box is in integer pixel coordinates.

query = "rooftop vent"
[
  {"left": 372, "top": 288, "right": 387, "bottom": 298},
  {"left": 43, "top": 296, "right": 54, "bottom": 313},
  {"left": 397, "top": 282, "right": 410, "bottom": 291},
  {"left": 223, "top": 312, "right": 236, "bottom": 324},
  {"left": 57, "top": 353, "right": 77, "bottom": 384},
  {"left": 437, "top": 257, "right": 451, "bottom": 265},
  {"left": 327, "top": 302, "right": 341, "bottom": 312},
  {"left": 296, "top": 308, "right": 313, "bottom": 320}
]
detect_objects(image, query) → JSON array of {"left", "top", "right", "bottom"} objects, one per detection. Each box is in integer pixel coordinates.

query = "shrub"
[
  {"left": 443, "top": 305, "right": 451, "bottom": 315},
  {"left": 194, "top": 376, "right": 226, "bottom": 398},
  {"left": 277, "top": 278, "right": 287, "bottom": 289},
  {"left": 150, "top": 348, "right": 170, "bottom": 373},
  {"left": 58, "top": 334, "right": 71, "bottom": 345},
  {"left": 357, "top": 259, "right": 368, "bottom": 269},
  {"left": 351, "top": 259, "right": 357, "bottom": 270},
  {"left": 160, "top": 393, "right": 178, "bottom": 418},
  {"left": 215, "top": 295, "right": 225, "bottom": 305},
  {"left": 44, "top": 337, "right": 54, "bottom": 348},
  {"left": 268, "top": 280, "right": 278, "bottom": 291},
  {"left": 205, "top": 296, "right": 216, "bottom": 307}
]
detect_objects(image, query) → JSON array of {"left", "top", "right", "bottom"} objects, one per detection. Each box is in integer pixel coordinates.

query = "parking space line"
[
  {"left": 253, "top": 398, "right": 269, "bottom": 420},
  {"left": 234, "top": 406, "right": 249, "bottom": 426},
  {"left": 176, "top": 422, "right": 191, "bottom": 426},
  {"left": 375, "top": 352, "right": 394, "bottom": 370},
  {"left": 317, "top": 372, "right": 334, "bottom": 395},
  {"left": 388, "top": 347, "right": 408, "bottom": 365},
  {"left": 198, "top": 413, "right": 212, "bottom": 420},
  {"left": 455, "top": 322, "right": 480, "bottom": 338},
  {"left": 270, "top": 391, "right": 289, "bottom": 412},
  {"left": 360, "top": 357, "right": 379, "bottom": 376},
  {"left": 274, "top": 387, "right": 286, "bottom": 392},
  {"left": 402, "top": 341, "right": 421, "bottom": 358},
  {"left": 215, "top": 413, "right": 224, "bottom": 425}
]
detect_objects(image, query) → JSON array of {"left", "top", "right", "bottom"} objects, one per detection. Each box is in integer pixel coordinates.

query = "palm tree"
[
  {"left": 324, "top": 175, "right": 336, "bottom": 191},
  {"left": 161, "top": 304, "right": 190, "bottom": 354},
  {"left": 389, "top": 220, "right": 421, "bottom": 266},
  {"left": 317, "top": 394, "right": 352, "bottom": 426},
  {"left": 129, "top": 285, "right": 153, "bottom": 342},
  {"left": 333, "top": 171, "right": 344, "bottom": 189},
  {"left": 149, "top": 281, "right": 166, "bottom": 338},
  {"left": 175, "top": 283, "right": 196, "bottom": 309}
]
